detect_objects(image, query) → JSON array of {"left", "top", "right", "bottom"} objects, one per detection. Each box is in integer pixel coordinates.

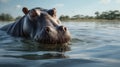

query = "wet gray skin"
[{"left": 0, "top": 7, "right": 71, "bottom": 44}]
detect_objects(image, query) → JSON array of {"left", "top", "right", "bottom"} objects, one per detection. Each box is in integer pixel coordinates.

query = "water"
[{"left": 0, "top": 21, "right": 120, "bottom": 67}]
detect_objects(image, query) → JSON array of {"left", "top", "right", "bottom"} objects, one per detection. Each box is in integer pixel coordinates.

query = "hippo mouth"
[{"left": 34, "top": 26, "right": 71, "bottom": 44}]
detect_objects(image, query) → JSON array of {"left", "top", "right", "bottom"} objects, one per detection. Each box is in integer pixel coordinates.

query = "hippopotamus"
[{"left": 0, "top": 7, "right": 71, "bottom": 44}]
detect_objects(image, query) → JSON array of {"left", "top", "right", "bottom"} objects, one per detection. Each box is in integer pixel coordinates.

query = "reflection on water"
[
  {"left": 13, "top": 39, "right": 70, "bottom": 52},
  {"left": 0, "top": 21, "right": 120, "bottom": 67},
  {"left": 2, "top": 53, "right": 68, "bottom": 60}
]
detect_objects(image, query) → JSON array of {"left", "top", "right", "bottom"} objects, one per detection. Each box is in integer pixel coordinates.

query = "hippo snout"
[{"left": 34, "top": 26, "right": 71, "bottom": 44}]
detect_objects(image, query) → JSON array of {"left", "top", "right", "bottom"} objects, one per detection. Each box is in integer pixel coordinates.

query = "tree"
[
  {"left": 72, "top": 15, "right": 80, "bottom": 19},
  {"left": 59, "top": 15, "right": 70, "bottom": 21},
  {"left": 113, "top": 10, "right": 120, "bottom": 19},
  {"left": 95, "top": 10, "right": 120, "bottom": 20},
  {"left": 95, "top": 11, "right": 100, "bottom": 19},
  {"left": 0, "top": 13, "right": 13, "bottom": 21}
]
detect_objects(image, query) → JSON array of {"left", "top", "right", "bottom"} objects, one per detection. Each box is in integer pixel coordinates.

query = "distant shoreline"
[
  {"left": 60, "top": 19, "right": 120, "bottom": 22},
  {"left": 0, "top": 20, "right": 14, "bottom": 23},
  {"left": 0, "top": 19, "right": 120, "bottom": 23}
]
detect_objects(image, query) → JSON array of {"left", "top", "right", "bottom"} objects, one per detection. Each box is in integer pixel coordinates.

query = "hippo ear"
[
  {"left": 48, "top": 8, "right": 56, "bottom": 17},
  {"left": 53, "top": 8, "right": 56, "bottom": 10},
  {"left": 53, "top": 8, "right": 56, "bottom": 15},
  {"left": 22, "top": 7, "right": 29, "bottom": 14}
]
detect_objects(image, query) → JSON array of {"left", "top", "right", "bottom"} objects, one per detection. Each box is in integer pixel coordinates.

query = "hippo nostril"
[
  {"left": 45, "top": 27, "right": 50, "bottom": 32},
  {"left": 59, "top": 26, "right": 67, "bottom": 32},
  {"left": 64, "top": 27, "right": 67, "bottom": 31}
]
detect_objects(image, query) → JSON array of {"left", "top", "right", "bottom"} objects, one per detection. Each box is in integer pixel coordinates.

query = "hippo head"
[{"left": 22, "top": 7, "right": 71, "bottom": 44}]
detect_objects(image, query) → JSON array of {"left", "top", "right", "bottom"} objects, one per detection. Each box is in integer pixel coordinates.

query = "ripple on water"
[{"left": 0, "top": 21, "right": 120, "bottom": 67}]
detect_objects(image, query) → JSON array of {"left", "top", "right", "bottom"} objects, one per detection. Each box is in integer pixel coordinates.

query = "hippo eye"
[
  {"left": 31, "top": 10, "right": 38, "bottom": 17},
  {"left": 29, "top": 9, "right": 41, "bottom": 21},
  {"left": 31, "top": 13, "right": 37, "bottom": 17}
]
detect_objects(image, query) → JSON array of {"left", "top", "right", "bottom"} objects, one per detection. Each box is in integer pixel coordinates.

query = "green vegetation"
[
  {"left": 1, "top": 10, "right": 120, "bottom": 22},
  {"left": 0, "top": 13, "right": 22, "bottom": 21},
  {"left": 0, "top": 13, "right": 14, "bottom": 21},
  {"left": 59, "top": 10, "right": 120, "bottom": 21},
  {"left": 95, "top": 10, "right": 120, "bottom": 20}
]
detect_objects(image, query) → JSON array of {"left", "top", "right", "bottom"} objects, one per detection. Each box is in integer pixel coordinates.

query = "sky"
[{"left": 0, "top": 0, "right": 120, "bottom": 18}]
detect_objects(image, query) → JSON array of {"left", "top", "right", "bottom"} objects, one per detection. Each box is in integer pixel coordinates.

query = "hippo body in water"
[{"left": 0, "top": 7, "right": 71, "bottom": 45}]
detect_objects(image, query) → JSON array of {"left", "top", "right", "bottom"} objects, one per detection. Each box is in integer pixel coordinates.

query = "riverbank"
[
  {"left": 1, "top": 19, "right": 120, "bottom": 23},
  {"left": 0, "top": 20, "right": 14, "bottom": 23},
  {"left": 60, "top": 19, "right": 120, "bottom": 22}
]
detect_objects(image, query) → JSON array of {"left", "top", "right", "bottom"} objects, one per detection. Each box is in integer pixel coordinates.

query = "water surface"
[{"left": 0, "top": 21, "right": 120, "bottom": 67}]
